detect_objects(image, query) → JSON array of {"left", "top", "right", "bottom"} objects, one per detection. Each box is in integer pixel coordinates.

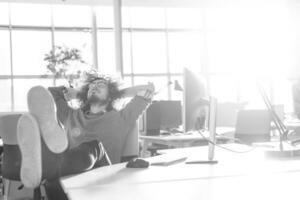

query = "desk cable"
[{"left": 197, "top": 130, "right": 257, "bottom": 154}]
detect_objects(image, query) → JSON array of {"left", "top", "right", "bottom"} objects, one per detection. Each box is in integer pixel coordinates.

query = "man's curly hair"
[{"left": 77, "top": 71, "right": 124, "bottom": 112}]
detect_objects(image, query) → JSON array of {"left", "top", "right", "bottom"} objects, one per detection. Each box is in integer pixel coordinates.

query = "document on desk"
[{"left": 148, "top": 154, "right": 187, "bottom": 166}]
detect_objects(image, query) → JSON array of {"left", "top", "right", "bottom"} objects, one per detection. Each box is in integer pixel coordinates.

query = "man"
[{"left": 17, "top": 71, "right": 154, "bottom": 199}]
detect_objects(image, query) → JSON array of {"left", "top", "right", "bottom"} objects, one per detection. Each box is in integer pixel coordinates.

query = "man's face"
[{"left": 87, "top": 79, "right": 109, "bottom": 105}]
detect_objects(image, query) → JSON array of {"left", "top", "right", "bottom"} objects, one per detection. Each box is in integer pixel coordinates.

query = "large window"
[
  {"left": 52, "top": 5, "right": 91, "bottom": 27},
  {"left": 129, "top": 7, "right": 165, "bottom": 28},
  {"left": 120, "top": 6, "right": 205, "bottom": 103},
  {"left": 1, "top": 3, "right": 94, "bottom": 111},
  {"left": 131, "top": 32, "right": 167, "bottom": 74},
  {"left": 0, "top": 30, "right": 11, "bottom": 76},
  {"left": 54, "top": 31, "right": 93, "bottom": 65},
  {"left": 12, "top": 30, "right": 52, "bottom": 75},
  {"left": 10, "top": 3, "right": 51, "bottom": 26},
  {"left": 97, "top": 31, "right": 116, "bottom": 74},
  {"left": 205, "top": 4, "right": 293, "bottom": 112},
  {"left": 0, "top": 2, "right": 295, "bottom": 115},
  {"left": 168, "top": 32, "right": 203, "bottom": 73},
  {"left": 0, "top": 3, "right": 9, "bottom": 25}
]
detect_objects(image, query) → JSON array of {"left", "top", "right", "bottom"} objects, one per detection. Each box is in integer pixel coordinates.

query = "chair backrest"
[
  {"left": 0, "top": 113, "right": 22, "bottom": 180},
  {"left": 235, "top": 109, "right": 271, "bottom": 143},
  {"left": 122, "top": 121, "right": 139, "bottom": 157},
  {"left": 0, "top": 113, "right": 22, "bottom": 145}
]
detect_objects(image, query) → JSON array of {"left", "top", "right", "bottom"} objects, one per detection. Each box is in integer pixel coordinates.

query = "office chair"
[
  {"left": 121, "top": 121, "right": 140, "bottom": 161},
  {"left": 0, "top": 113, "right": 46, "bottom": 200},
  {"left": 235, "top": 110, "right": 271, "bottom": 144}
]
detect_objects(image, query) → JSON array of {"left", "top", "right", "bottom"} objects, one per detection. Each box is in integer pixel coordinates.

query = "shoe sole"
[
  {"left": 27, "top": 86, "right": 68, "bottom": 153},
  {"left": 17, "top": 114, "right": 42, "bottom": 188}
]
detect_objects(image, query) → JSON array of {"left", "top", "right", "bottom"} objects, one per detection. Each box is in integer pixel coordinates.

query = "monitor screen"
[
  {"left": 183, "top": 67, "right": 209, "bottom": 132},
  {"left": 160, "top": 101, "right": 182, "bottom": 130},
  {"left": 146, "top": 100, "right": 182, "bottom": 135}
]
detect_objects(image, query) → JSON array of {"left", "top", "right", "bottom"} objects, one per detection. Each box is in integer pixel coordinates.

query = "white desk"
[
  {"left": 139, "top": 127, "right": 234, "bottom": 156},
  {"left": 61, "top": 143, "right": 300, "bottom": 200},
  {"left": 63, "top": 172, "right": 300, "bottom": 200}
]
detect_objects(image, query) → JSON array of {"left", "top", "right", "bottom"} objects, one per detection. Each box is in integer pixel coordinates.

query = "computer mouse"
[{"left": 126, "top": 158, "right": 150, "bottom": 168}]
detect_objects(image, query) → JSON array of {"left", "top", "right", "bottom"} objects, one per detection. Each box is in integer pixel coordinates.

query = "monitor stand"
[{"left": 186, "top": 97, "right": 218, "bottom": 164}]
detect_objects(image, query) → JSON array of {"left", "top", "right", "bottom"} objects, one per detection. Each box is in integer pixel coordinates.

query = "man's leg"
[
  {"left": 17, "top": 113, "right": 42, "bottom": 188},
  {"left": 40, "top": 129, "right": 67, "bottom": 200},
  {"left": 17, "top": 113, "right": 66, "bottom": 198},
  {"left": 44, "top": 179, "right": 68, "bottom": 200},
  {"left": 60, "top": 140, "right": 111, "bottom": 176},
  {"left": 44, "top": 141, "right": 111, "bottom": 200},
  {"left": 17, "top": 113, "right": 64, "bottom": 187},
  {"left": 17, "top": 113, "right": 67, "bottom": 199},
  {"left": 27, "top": 85, "right": 68, "bottom": 153}
]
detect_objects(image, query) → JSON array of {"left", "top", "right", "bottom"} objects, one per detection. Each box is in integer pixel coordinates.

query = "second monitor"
[{"left": 183, "top": 67, "right": 210, "bottom": 133}]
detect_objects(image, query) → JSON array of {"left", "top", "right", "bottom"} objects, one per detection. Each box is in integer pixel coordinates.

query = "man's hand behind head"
[{"left": 137, "top": 82, "right": 155, "bottom": 100}]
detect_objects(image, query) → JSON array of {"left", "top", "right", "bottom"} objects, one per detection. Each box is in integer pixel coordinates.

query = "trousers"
[{"left": 42, "top": 139, "right": 111, "bottom": 200}]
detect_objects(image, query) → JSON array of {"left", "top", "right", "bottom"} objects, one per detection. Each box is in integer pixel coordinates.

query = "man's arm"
[
  {"left": 121, "top": 83, "right": 155, "bottom": 98},
  {"left": 119, "top": 83, "right": 155, "bottom": 124},
  {"left": 48, "top": 86, "right": 74, "bottom": 124}
]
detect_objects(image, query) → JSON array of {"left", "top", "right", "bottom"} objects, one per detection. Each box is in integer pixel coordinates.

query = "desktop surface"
[
  {"left": 64, "top": 171, "right": 300, "bottom": 200},
  {"left": 61, "top": 143, "right": 300, "bottom": 200}
]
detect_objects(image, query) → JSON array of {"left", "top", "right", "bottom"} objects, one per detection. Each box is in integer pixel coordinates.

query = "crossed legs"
[
  {"left": 17, "top": 86, "right": 68, "bottom": 188},
  {"left": 17, "top": 86, "right": 110, "bottom": 192}
]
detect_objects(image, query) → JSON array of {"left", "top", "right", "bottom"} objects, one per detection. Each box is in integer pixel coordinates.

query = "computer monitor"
[
  {"left": 146, "top": 100, "right": 182, "bottom": 135},
  {"left": 182, "top": 67, "right": 218, "bottom": 163},
  {"left": 183, "top": 67, "right": 209, "bottom": 133},
  {"left": 160, "top": 101, "right": 182, "bottom": 130}
]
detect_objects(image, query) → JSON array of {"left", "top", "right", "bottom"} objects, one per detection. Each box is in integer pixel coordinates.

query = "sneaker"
[
  {"left": 17, "top": 113, "right": 42, "bottom": 188},
  {"left": 27, "top": 86, "right": 68, "bottom": 153}
]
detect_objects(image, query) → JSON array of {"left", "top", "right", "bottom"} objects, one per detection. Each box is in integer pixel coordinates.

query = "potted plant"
[{"left": 43, "top": 45, "right": 90, "bottom": 86}]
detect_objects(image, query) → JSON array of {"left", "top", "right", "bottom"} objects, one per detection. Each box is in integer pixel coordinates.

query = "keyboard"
[{"left": 148, "top": 154, "right": 187, "bottom": 166}]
